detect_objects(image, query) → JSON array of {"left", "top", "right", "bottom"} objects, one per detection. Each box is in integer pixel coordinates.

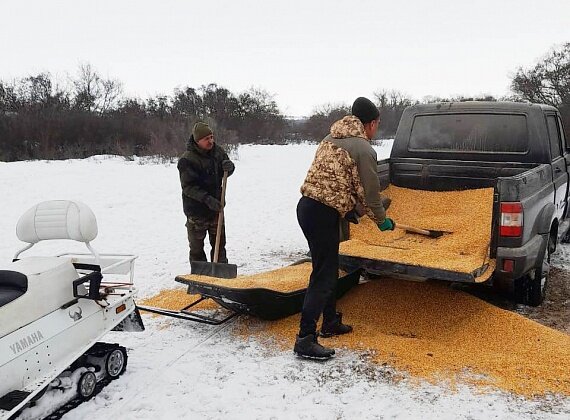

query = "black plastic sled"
[
  {"left": 138, "top": 266, "right": 361, "bottom": 324},
  {"left": 176, "top": 268, "right": 361, "bottom": 321}
]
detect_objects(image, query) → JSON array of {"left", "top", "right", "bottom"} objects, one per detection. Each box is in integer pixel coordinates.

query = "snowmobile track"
[{"left": 9, "top": 343, "right": 126, "bottom": 420}]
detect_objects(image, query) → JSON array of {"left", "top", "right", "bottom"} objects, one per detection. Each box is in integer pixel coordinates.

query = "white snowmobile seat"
[
  {"left": 0, "top": 257, "right": 80, "bottom": 338},
  {"left": 0, "top": 200, "right": 99, "bottom": 338},
  {"left": 0, "top": 271, "right": 27, "bottom": 307}
]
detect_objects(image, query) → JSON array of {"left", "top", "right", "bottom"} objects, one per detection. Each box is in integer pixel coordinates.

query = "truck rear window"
[{"left": 409, "top": 113, "right": 528, "bottom": 153}]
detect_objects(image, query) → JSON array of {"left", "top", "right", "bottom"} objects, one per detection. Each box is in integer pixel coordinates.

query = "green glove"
[{"left": 378, "top": 218, "right": 395, "bottom": 231}]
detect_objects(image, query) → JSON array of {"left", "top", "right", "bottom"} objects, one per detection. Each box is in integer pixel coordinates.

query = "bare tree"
[
  {"left": 72, "top": 63, "right": 122, "bottom": 113},
  {"left": 300, "top": 103, "right": 349, "bottom": 141},
  {"left": 0, "top": 80, "right": 18, "bottom": 113},
  {"left": 373, "top": 89, "right": 415, "bottom": 138},
  {"left": 18, "top": 73, "right": 52, "bottom": 106},
  {"left": 98, "top": 78, "right": 122, "bottom": 113},
  {"left": 237, "top": 87, "right": 285, "bottom": 141},
  {"left": 511, "top": 43, "right": 570, "bottom": 106},
  {"left": 373, "top": 89, "right": 413, "bottom": 111},
  {"left": 511, "top": 43, "right": 570, "bottom": 139},
  {"left": 172, "top": 87, "right": 202, "bottom": 118}
]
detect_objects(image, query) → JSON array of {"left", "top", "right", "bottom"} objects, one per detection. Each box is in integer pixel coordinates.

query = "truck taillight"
[
  {"left": 502, "top": 259, "right": 514, "bottom": 272},
  {"left": 500, "top": 202, "right": 523, "bottom": 237}
]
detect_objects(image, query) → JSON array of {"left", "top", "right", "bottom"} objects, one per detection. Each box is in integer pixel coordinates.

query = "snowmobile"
[{"left": 0, "top": 200, "right": 144, "bottom": 419}]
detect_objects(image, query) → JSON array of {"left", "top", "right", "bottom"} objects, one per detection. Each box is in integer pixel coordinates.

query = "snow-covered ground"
[{"left": 1, "top": 142, "right": 569, "bottom": 419}]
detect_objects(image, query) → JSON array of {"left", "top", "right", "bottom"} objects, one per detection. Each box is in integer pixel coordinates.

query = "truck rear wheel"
[{"left": 515, "top": 235, "right": 551, "bottom": 306}]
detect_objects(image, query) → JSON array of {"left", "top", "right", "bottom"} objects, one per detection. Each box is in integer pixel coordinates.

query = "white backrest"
[{"left": 16, "top": 200, "right": 98, "bottom": 244}]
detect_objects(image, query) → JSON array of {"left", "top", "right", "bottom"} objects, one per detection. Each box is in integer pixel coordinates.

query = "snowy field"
[{"left": 1, "top": 142, "right": 569, "bottom": 419}]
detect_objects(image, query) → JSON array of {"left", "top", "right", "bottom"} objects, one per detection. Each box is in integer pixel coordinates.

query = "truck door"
[
  {"left": 557, "top": 115, "right": 570, "bottom": 218},
  {"left": 546, "top": 113, "right": 568, "bottom": 220}
]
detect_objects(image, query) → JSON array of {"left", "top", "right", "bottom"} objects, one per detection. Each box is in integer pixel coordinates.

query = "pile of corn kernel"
[
  {"left": 235, "top": 278, "right": 570, "bottom": 398},
  {"left": 175, "top": 262, "right": 316, "bottom": 293},
  {"left": 141, "top": 263, "right": 315, "bottom": 312},
  {"left": 144, "top": 269, "right": 570, "bottom": 397},
  {"left": 340, "top": 185, "right": 495, "bottom": 281},
  {"left": 140, "top": 287, "right": 219, "bottom": 311}
]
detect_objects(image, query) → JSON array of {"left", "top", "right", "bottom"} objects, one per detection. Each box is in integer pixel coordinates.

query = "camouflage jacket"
[{"left": 300, "top": 115, "right": 387, "bottom": 223}]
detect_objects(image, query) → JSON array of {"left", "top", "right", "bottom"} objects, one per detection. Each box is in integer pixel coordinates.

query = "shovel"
[
  {"left": 397, "top": 223, "right": 444, "bottom": 238},
  {"left": 190, "top": 170, "right": 238, "bottom": 278}
]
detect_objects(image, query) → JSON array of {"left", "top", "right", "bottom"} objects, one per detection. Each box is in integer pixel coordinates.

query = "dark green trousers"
[{"left": 185, "top": 216, "right": 228, "bottom": 263}]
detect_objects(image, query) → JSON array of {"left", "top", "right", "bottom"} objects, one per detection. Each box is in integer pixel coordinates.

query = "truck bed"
[
  {"left": 377, "top": 157, "right": 539, "bottom": 191},
  {"left": 339, "top": 185, "right": 496, "bottom": 283}
]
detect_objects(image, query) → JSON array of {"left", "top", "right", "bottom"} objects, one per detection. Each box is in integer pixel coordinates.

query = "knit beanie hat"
[
  {"left": 192, "top": 122, "right": 213, "bottom": 142},
  {"left": 351, "top": 97, "right": 380, "bottom": 124}
]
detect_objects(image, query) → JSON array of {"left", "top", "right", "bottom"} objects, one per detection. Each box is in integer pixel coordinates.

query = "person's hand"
[
  {"left": 204, "top": 196, "right": 222, "bottom": 212},
  {"left": 221, "top": 160, "right": 234, "bottom": 173},
  {"left": 344, "top": 209, "right": 359, "bottom": 224},
  {"left": 378, "top": 217, "right": 395, "bottom": 231}
]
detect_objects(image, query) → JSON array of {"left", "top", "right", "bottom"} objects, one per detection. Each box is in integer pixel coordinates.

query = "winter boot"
[
  {"left": 293, "top": 334, "right": 335, "bottom": 360},
  {"left": 319, "top": 312, "right": 353, "bottom": 338}
]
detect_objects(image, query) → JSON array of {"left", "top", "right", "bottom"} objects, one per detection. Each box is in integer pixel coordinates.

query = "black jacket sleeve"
[{"left": 220, "top": 148, "right": 235, "bottom": 177}]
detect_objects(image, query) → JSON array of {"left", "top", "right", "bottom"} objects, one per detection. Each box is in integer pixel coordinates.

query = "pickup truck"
[{"left": 339, "top": 101, "right": 570, "bottom": 306}]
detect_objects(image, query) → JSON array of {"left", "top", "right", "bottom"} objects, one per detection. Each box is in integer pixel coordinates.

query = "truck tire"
[{"left": 515, "top": 234, "right": 551, "bottom": 306}]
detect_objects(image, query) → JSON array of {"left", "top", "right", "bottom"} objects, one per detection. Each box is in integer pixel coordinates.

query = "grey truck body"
[{"left": 341, "top": 101, "right": 570, "bottom": 305}]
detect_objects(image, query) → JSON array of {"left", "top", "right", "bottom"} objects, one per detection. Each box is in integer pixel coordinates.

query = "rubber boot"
[
  {"left": 319, "top": 312, "right": 353, "bottom": 338},
  {"left": 293, "top": 334, "right": 335, "bottom": 360}
]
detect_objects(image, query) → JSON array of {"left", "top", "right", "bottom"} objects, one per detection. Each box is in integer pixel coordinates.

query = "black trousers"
[{"left": 297, "top": 196, "right": 339, "bottom": 337}]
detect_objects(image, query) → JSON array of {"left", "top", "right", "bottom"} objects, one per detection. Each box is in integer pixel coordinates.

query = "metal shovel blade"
[
  {"left": 422, "top": 229, "right": 444, "bottom": 238},
  {"left": 190, "top": 260, "right": 238, "bottom": 279},
  {"left": 397, "top": 223, "right": 445, "bottom": 238}
]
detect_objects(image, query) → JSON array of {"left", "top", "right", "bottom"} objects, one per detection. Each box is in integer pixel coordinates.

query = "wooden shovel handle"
[
  {"left": 397, "top": 223, "right": 433, "bottom": 236},
  {"left": 213, "top": 170, "right": 228, "bottom": 263}
]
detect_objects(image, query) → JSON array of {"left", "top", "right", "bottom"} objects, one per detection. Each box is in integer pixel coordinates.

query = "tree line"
[
  {"left": 0, "top": 64, "right": 287, "bottom": 161},
  {"left": 1, "top": 43, "right": 569, "bottom": 161}
]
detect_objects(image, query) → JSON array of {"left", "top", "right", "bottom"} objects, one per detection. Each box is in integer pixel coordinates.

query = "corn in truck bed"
[{"left": 339, "top": 185, "right": 496, "bottom": 284}]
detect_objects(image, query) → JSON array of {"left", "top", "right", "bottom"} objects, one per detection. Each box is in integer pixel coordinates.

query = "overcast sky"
[{"left": 2, "top": 0, "right": 569, "bottom": 117}]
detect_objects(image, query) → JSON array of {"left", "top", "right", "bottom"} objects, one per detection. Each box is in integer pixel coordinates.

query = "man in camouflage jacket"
[
  {"left": 294, "top": 97, "right": 394, "bottom": 360},
  {"left": 177, "top": 122, "right": 235, "bottom": 264}
]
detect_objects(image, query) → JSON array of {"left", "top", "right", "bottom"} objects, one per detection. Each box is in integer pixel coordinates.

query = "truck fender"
[{"left": 535, "top": 203, "right": 555, "bottom": 235}]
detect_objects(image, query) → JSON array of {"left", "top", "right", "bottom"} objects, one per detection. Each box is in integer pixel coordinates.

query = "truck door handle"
[{"left": 555, "top": 167, "right": 562, "bottom": 173}]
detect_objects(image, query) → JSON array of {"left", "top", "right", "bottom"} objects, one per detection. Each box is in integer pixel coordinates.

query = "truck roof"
[{"left": 407, "top": 101, "right": 559, "bottom": 114}]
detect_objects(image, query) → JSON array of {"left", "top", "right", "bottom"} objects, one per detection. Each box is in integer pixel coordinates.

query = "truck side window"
[
  {"left": 547, "top": 115, "right": 562, "bottom": 159},
  {"left": 557, "top": 116, "right": 567, "bottom": 151}
]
